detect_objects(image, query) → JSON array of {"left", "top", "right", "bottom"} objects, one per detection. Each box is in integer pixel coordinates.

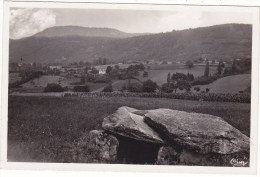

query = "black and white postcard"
[{"left": 0, "top": 0, "right": 259, "bottom": 176}]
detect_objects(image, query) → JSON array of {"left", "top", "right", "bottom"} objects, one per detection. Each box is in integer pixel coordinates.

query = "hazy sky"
[{"left": 10, "top": 8, "right": 252, "bottom": 39}]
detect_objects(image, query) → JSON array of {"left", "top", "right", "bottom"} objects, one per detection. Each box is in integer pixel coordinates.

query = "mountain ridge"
[
  {"left": 33, "top": 25, "right": 149, "bottom": 39},
  {"left": 9, "top": 23, "right": 252, "bottom": 64}
]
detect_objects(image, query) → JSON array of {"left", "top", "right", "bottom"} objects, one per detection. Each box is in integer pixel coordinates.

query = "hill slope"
[
  {"left": 193, "top": 74, "right": 251, "bottom": 94},
  {"left": 9, "top": 24, "right": 252, "bottom": 63}
]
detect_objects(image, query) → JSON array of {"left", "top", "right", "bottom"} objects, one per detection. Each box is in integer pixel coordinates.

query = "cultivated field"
[
  {"left": 193, "top": 74, "right": 251, "bottom": 93},
  {"left": 8, "top": 95, "right": 250, "bottom": 163}
]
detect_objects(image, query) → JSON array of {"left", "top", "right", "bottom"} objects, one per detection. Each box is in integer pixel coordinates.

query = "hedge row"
[{"left": 63, "top": 91, "right": 251, "bottom": 103}]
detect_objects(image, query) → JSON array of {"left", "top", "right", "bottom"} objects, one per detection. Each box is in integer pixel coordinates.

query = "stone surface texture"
[
  {"left": 102, "top": 106, "right": 164, "bottom": 144},
  {"left": 88, "top": 130, "right": 119, "bottom": 162},
  {"left": 144, "top": 109, "right": 250, "bottom": 154}
]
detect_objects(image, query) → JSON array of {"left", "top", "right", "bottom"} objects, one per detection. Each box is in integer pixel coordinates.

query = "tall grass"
[{"left": 8, "top": 96, "right": 250, "bottom": 163}]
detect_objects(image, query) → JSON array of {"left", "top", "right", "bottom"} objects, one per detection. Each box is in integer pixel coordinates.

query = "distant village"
[{"left": 9, "top": 57, "right": 233, "bottom": 76}]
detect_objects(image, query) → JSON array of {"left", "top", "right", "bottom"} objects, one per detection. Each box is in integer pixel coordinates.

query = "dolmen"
[{"left": 88, "top": 106, "right": 250, "bottom": 166}]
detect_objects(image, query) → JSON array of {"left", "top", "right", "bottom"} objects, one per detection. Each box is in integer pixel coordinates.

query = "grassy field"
[
  {"left": 143, "top": 66, "right": 217, "bottom": 86},
  {"left": 14, "top": 75, "right": 107, "bottom": 92},
  {"left": 8, "top": 95, "right": 250, "bottom": 163},
  {"left": 193, "top": 74, "right": 251, "bottom": 93},
  {"left": 21, "top": 75, "right": 73, "bottom": 88}
]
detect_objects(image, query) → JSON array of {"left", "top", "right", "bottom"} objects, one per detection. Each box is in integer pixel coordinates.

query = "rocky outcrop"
[
  {"left": 102, "top": 106, "right": 164, "bottom": 144},
  {"left": 144, "top": 109, "right": 250, "bottom": 154},
  {"left": 88, "top": 106, "right": 250, "bottom": 166},
  {"left": 88, "top": 130, "right": 119, "bottom": 162}
]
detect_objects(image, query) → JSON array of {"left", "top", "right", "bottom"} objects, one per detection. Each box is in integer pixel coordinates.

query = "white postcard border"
[{"left": 0, "top": 0, "right": 259, "bottom": 175}]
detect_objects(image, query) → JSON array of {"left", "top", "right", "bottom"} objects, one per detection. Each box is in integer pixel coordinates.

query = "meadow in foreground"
[{"left": 8, "top": 95, "right": 250, "bottom": 163}]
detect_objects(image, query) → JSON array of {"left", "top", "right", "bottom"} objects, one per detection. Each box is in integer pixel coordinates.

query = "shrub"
[
  {"left": 44, "top": 83, "right": 64, "bottom": 92},
  {"left": 194, "top": 86, "right": 201, "bottom": 92},
  {"left": 127, "top": 83, "right": 143, "bottom": 93},
  {"left": 142, "top": 79, "right": 158, "bottom": 93},
  {"left": 106, "top": 66, "right": 113, "bottom": 74},
  {"left": 73, "top": 85, "right": 90, "bottom": 92},
  {"left": 177, "top": 80, "right": 191, "bottom": 92},
  {"left": 102, "top": 83, "right": 113, "bottom": 92},
  {"left": 161, "top": 83, "right": 174, "bottom": 93},
  {"left": 185, "top": 60, "right": 194, "bottom": 68}
]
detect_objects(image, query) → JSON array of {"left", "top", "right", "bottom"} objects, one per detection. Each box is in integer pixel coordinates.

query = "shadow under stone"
[{"left": 115, "top": 135, "right": 162, "bottom": 164}]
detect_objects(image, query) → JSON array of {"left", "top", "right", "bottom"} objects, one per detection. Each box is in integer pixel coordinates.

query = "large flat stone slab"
[
  {"left": 102, "top": 106, "right": 164, "bottom": 144},
  {"left": 144, "top": 109, "right": 250, "bottom": 154}
]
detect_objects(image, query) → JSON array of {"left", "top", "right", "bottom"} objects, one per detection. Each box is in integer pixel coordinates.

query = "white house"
[{"left": 99, "top": 68, "right": 106, "bottom": 75}]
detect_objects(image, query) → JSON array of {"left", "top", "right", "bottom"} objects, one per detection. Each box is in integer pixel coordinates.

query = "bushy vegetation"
[
  {"left": 73, "top": 85, "right": 90, "bottom": 92},
  {"left": 223, "top": 59, "right": 251, "bottom": 76},
  {"left": 185, "top": 60, "right": 194, "bottom": 68},
  {"left": 160, "top": 72, "right": 194, "bottom": 93},
  {"left": 194, "top": 86, "right": 201, "bottom": 92},
  {"left": 44, "top": 83, "right": 64, "bottom": 92},
  {"left": 161, "top": 83, "right": 175, "bottom": 93},
  {"left": 142, "top": 79, "right": 158, "bottom": 93}
]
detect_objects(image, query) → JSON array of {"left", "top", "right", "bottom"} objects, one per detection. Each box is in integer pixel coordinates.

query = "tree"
[
  {"left": 187, "top": 72, "right": 194, "bottom": 81},
  {"left": 217, "top": 63, "right": 223, "bottom": 75},
  {"left": 177, "top": 80, "right": 191, "bottom": 92},
  {"left": 102, "top": 83, "right": 113, "bottom": 92},
  {"left": 143, "top": 71, "right": 148, "bottom": 77},
  {"left": 161, "top": 83, "right": 174, "bottom": 93},
  {"left": 137, "top": 63, "right": 145, "bottom": 71},
  {"left": 171, "top": 72, "right": 187, "bottom": 81},
  {"left": 217, "top": 60, "right": 225, "bottom": 75},
  {"left": 185, "top": 60, "right": 194, "bottom": 68},
  {"left": 90, "top": 67, "right": 99, "bottom": 74},
  {"left": 219, "top": 60, "right": 225, "bottom": 68},
  {"left": 126, "top": 65, "right": 140, "bottom": 87},
  {"left": 106, "top": 66, "right": 113, "bottom": 74},
  {"left": 223, "top": 68, "right": 230, "bottom": 75},
  {"left": 194, "top": 86, "right": 200, "bottom": 92},
  {"left": 167, "top": 72, "right": 171, "bottom": 83},
  {"left": 204, "top": 61, "right": 210, "bottom": 77},
  {"left": 232, "top": 59, "right": 238, "bottom": 74},
  {"left": 114, "top": 65, "right": 120, "bottom": 70},
  {"left": 142, "top": 79, "right": 158, "bottom": 93},
  {"left": 98, "top": 57, "right": 103, "bottom": 65},
  {"left": 127, "top": 83, "right": 142, "bottom": 92}
]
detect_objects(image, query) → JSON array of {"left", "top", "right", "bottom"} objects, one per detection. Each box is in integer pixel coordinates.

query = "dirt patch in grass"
[{"left": 8, "top": 95, "right": 250, "bottom": 163}]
